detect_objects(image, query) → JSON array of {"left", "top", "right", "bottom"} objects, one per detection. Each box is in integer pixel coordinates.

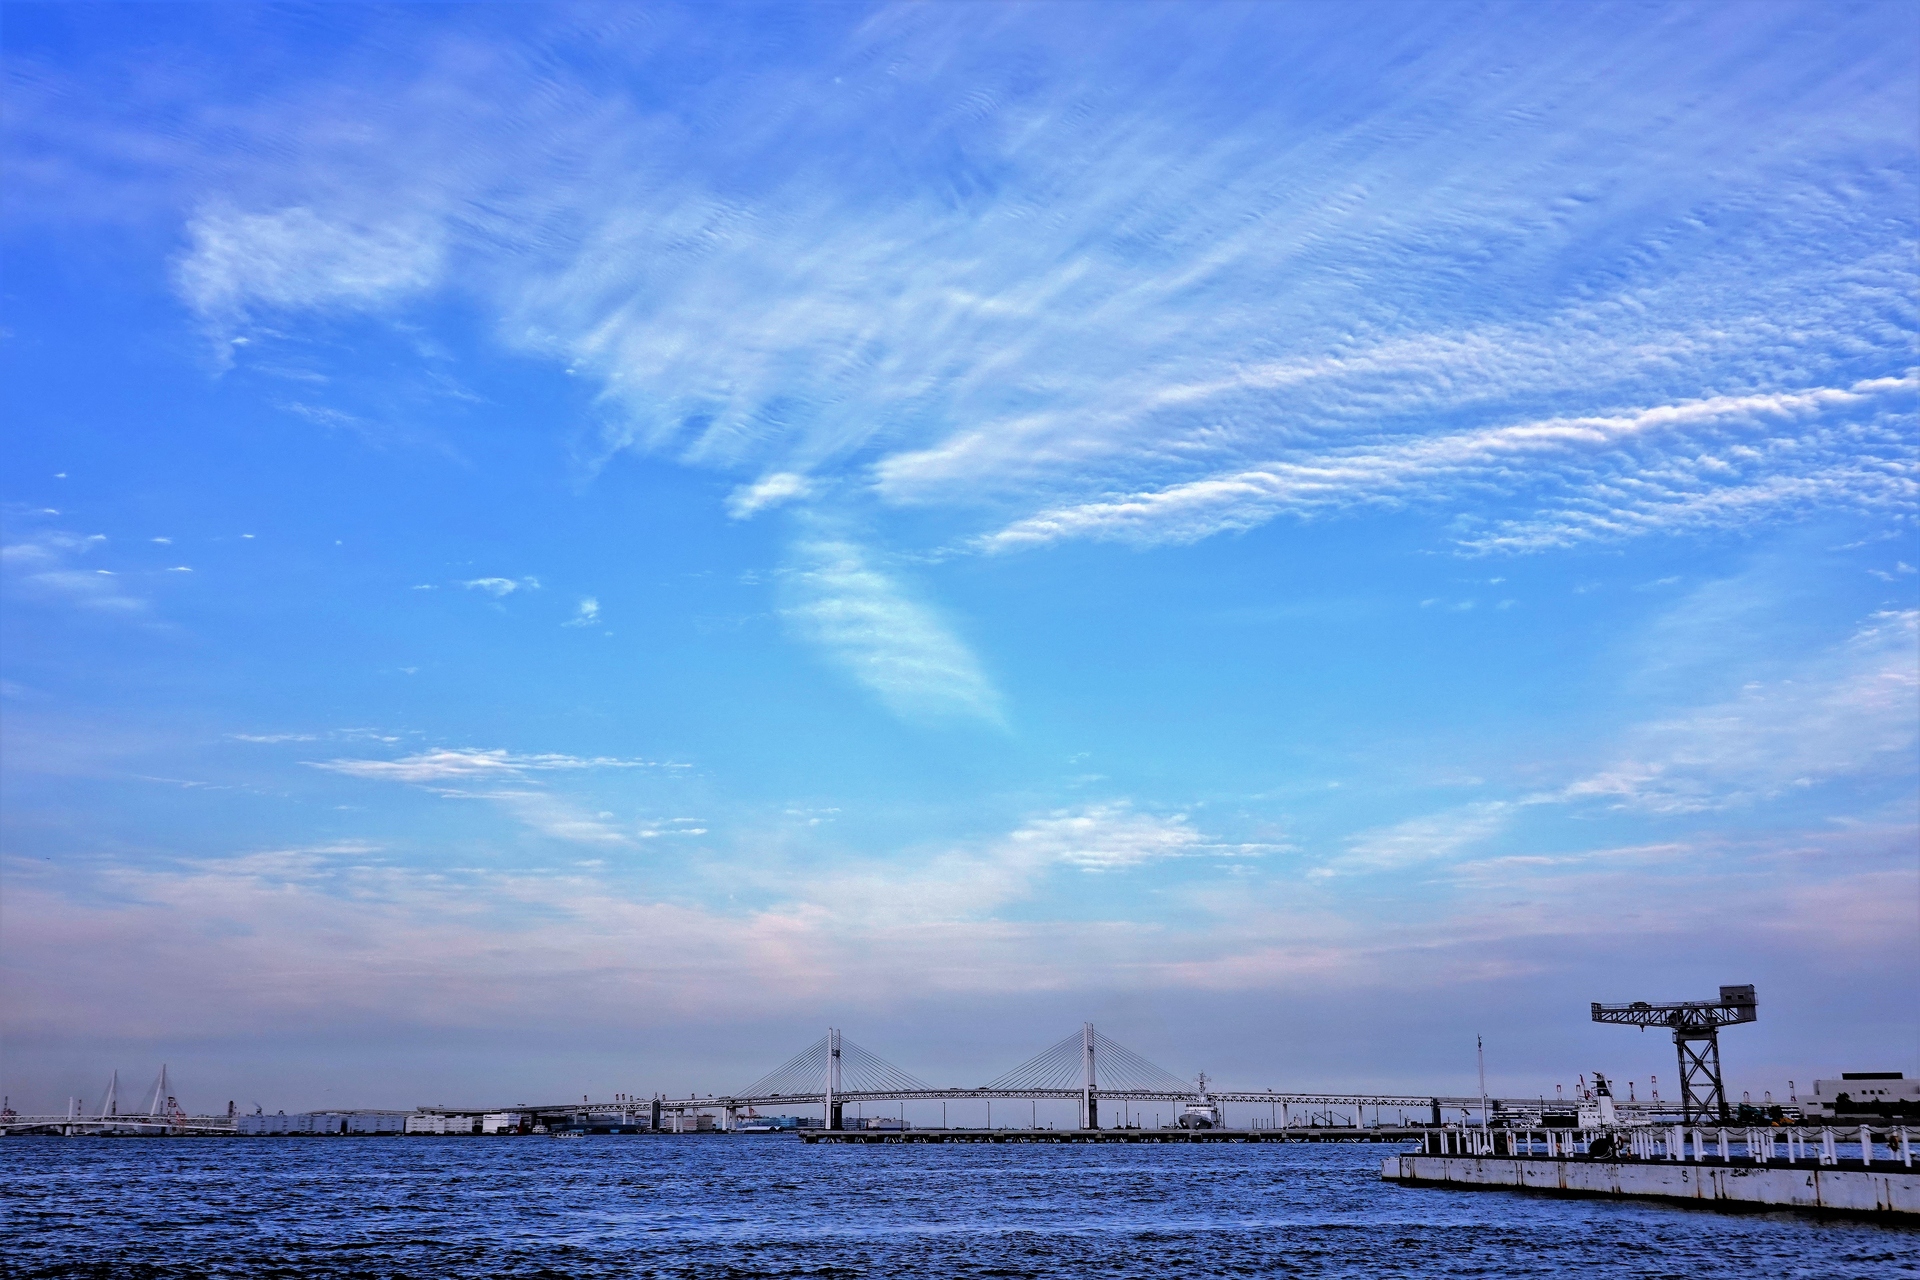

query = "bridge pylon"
[
  {"left": 827, "top": 1027, "right": 843, "bottom": 1131},
  {"left": 1082, "top": 1022, "right": 1098, "bottom": 1130}
]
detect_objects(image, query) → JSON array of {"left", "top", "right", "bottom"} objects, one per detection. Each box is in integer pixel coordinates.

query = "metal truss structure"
[{"left": 1592, "top": 984, "right": 1757, "bottom": 1124}]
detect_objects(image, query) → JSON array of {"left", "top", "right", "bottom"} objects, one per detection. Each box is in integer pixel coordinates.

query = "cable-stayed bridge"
[
  {"left": 2, "top": 1065, "right": 237, "bottom": 1136},
  {"left": 638, "top": 1023, "right": 1521, "bottom": 1132},
  {"left": 11, "top": 1025, "right": 1590, "bottom": 1135}
]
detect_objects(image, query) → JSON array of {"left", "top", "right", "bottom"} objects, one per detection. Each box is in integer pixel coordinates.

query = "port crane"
[{"left": 1591, "top": 984, "right": 1756, "bottom": 1123}]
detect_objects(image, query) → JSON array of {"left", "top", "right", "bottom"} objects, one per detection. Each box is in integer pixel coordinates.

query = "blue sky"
[{"left": 3, "top": 1, "right": 1915, "bottom": 1115}]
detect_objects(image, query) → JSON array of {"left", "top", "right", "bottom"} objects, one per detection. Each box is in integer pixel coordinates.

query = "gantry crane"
[{"left": 1591, "top": 985, "right": 1756, "bottom": 1123}]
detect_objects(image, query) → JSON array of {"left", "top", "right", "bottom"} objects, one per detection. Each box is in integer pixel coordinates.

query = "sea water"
[{"left": 2, "top": 1136, "right": 1912, "bottom": 1278}]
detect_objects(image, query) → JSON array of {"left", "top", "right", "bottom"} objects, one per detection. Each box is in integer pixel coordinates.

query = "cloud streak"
[
  {"left": 1327, "top": 802, "right": 1517, "bottom": 876},
  {"left": 308, "top": 748, "right": 682, "bottom": 847},
  {"left": 462, "top": 576, "right": 539, "bottom": 597},
  {"left": 29, "top": 2, "right": 1893, "bottom": 567},
  {"left": 174, "top": 205, "right": 443, "bottom": 342},
  {"left": 1006, "top": 803, "right": 1206, "bottom": 872},
  {"left": 310, "top": 747, "right": 672, "bottom": 785},
  {"left": 977, "top": 376, "right": 1919, "bottom": 554},
  {"left": 2, "top": 530, "right": 147, "bottom": 614},
  {"left": 778, "top": 533, "right": 1002, "bottom": 726},
  {"left": 727, "top": 472, "right": 812, "bottom": 520},
  {"left": 1565, "top": 608, "right": 1920, "bottom": 814}
]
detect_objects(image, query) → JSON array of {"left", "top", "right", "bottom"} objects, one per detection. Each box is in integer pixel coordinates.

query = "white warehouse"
[
  {"left": 237, "top": 1111, "right": 410, "bottom": 1135},
  {"left": 1803, "top": 1072, "right": 1917, "bottom": 1119}
]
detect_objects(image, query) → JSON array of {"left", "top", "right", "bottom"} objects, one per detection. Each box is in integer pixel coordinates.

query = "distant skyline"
[{"left": 3, "top": 1, "right": 1915, "bottom": 1115}]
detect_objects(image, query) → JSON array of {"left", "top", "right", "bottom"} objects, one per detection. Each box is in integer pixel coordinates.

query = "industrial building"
[
  {"left": 236, "top": 1111, "right": 409, "bottom": 1135},
  {"left": 1803, "top": 1074, "right": 1917, "bottom": 1120},
  {"left": 403, "top": 1114, "right": 482, "bottom": 1135}
]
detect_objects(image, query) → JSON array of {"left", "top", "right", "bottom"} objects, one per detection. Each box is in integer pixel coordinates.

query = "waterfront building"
[{"left": 1803, "top": 1073, "right": 1917, "bottom": 1120}]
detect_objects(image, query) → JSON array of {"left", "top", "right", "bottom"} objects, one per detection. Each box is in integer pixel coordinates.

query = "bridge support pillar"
[{"left": 825, "top": 1027, "right": 842, "bottom": 1129}]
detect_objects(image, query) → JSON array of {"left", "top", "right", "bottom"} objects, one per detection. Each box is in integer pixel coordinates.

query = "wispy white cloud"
[
  {"left": 1322, "top": 802, "right": 1516, "bottom": 877},
  {"left": 638, "top": 818, "right": 708, "bottom": 839},
  {"left": 8, "top": 815, "right": 1909, "bottom": 1061},
  {"left": 2, "top": 531, "right": 105, "bottom": 570},
  {"left": 1310, "top": 603, "right": 1920, "bottom": 877},
  {"left": 1564, "top": 609, "right": 1920, "bottom": 813},
  {"left": 726, "top": 472, "right": 812, "bottom": 519},
  {"left": 310, "top": 747, "right": 670, "bottom": 785},
  {"left": 778, "top": 532, "right": 1002, "bottom": 726},
  {"left": 448, "top": 788, "right": 636, "bottom": 847},
  {"left": 562, "top": 596, "right": 600, "bottom": 627},
  {"left": 976, "top": 376, "right": 1919, "bottom": 554},
  {"left": 778, "top": 801, "right": 1275, "bottom": 936},
  {"left": 462, "top": 576, "right": 539, "bottom": 597},
  {"left": 310, "top": 748, "right": 682, "bottom": 848},
  {"left": 48, "top": 2, "right": 1898, "bottom": 568},
  {"left": 1, "top": 530, "right": 146, "bottom": 614},
  {"left": 1163, "top": 823, "right": 1917, "bottom": 1000},
  {"left": 174, "top": 205, "right": 443, "bottom": 340},
  {"left": 277, "top": 401, "right": 380, "bottom": 439},
  {"left": 1006, "top": 802, "right": 1205, "bottom": 872}
]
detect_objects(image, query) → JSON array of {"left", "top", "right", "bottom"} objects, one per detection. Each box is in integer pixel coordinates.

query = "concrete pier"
[{"left": 1383, "top": 1153, "right": 1918, "bottom": 1219}]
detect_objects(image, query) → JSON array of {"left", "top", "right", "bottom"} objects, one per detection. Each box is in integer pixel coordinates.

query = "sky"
[{"left": 2, "top": 1, "right": 1916, "bottom": 1118}]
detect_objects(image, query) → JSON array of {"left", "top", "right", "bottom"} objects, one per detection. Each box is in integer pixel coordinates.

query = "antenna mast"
[{"left": 1476, "top": 1035, "right": 1488, "bottom": 1131}]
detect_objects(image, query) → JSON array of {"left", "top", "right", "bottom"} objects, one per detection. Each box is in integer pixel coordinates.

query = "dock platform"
[{"left": 1382, "top": 1153, "right": 1918, "bottom": 1219}]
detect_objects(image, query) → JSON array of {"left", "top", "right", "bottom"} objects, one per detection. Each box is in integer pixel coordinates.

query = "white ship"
[
  {"left": 1176, "top": 1073, "right": 1221, "bottom": 1129},
  {"left": 1577, "top": 1070, "right": 1619, "bottom": 1129}
]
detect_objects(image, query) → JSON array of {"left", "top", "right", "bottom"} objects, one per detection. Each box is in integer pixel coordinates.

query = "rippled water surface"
[{"left": 3, "top": 1136, "right": 1912, "bottom": 1278}]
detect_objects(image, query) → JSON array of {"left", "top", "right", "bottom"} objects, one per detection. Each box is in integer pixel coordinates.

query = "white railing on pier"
[{"left": 1424, "top": 1125, "right": 1912, "bottom": 1168}]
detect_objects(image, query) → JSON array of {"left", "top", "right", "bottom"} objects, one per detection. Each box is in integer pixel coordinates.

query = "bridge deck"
[{"left": 805, "top": 1127, "right": 1426, "bottom": 1144}]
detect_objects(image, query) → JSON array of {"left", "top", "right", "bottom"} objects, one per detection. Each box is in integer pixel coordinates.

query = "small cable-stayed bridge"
[
  {"left": 655, "top": 1023, "right": 1473, "bottom": 1129},
  {"left": 1, "top": 1065, "right": 236, "bottom": 1136}
]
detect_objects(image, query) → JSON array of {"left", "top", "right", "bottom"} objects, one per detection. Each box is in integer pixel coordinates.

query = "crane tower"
[{"left": 1591, "top": 984, "right": 1756, "bottom": 1123}]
